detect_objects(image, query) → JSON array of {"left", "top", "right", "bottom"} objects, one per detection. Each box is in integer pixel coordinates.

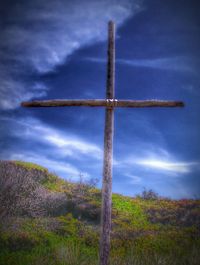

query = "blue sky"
[{"left": 0, "top": 0, "right": 200, "bottom": 199}]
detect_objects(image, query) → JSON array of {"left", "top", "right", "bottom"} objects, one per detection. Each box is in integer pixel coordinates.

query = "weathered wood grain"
[
  {"left": 21, "top": 99, "right": 184, "bottom": 108},
  {"left": 100, "top": 20, "right": 115, "bottom": 265}
]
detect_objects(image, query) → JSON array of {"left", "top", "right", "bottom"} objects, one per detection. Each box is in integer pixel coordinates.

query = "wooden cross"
[{"left": 21, "top": 21, "right": 184, "bottom": 265}]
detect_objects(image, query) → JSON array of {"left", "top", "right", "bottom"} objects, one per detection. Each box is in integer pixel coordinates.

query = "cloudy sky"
[{"left": 0, "top": 0, "right": 200, "bottom": 199}]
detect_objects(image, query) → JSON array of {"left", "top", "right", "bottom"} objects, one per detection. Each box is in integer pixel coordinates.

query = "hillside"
[{"left": 0, "top": 160, "right": 200, "bottom": 265}]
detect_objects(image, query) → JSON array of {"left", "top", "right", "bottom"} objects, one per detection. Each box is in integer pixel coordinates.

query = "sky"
[{"left": 0, "top": 0, "right": 200, "bottom": 199}]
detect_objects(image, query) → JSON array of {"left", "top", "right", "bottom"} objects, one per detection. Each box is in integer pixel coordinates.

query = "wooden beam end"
[
  {"left": 177, "top": 101, "right": 185, "bottom": 107},
  {"left": 21, "top": 102, "right": 27, "bottom": 107}
]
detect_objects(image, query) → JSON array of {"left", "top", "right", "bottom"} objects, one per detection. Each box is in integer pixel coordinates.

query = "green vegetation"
[
  {"left": 0, "top": 160, "right": 200, "bottom": 265},
  {"left": 14, "top": 160, "right": 49, "bottom": 172},
  {"left": 112, "top": 194, "right": 148, "bottom": 228}
]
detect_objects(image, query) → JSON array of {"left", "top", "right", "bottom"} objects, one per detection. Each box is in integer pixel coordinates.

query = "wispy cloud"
[
  {"left": 125, "top": 173, "right": 141, "bottom": 184},
  {"left": 125, "top": 156, "right": 200, "bottom": 175},
  {"left": 118, "top": 57, "right": 196, "bottom": 73},
  {"left": 136, "top": 159, "right": 199, "bottom": 173},
  {"left": 115, "top": 146, "right": 200, "bottom": 176},
  {"left": 0, "top": 115, "right": 103, "bottom": 180},
  {"left": 0, "top": 0, "right": 142, "bottom": 110},
  {"left": 85, "top": 56, "right": 196, "bottom": 73},
  {"left": 1, "top": 116, "right": 102, "bottom": 160},
  {"left": 9, "top": 152, "right": 89, "bottom": 180}
]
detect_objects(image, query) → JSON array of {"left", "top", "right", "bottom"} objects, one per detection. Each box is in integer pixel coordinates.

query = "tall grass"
[
  {"left": 110, "top": 244, "right": 200, "bottom": 265},
  {"left": 1, "top": 241, "right": 199, "bottom": 265}
]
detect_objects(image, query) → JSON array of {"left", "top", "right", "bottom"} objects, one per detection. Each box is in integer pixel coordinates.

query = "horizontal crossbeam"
[{"left": 21, "top": 99, "right": 184, "bottom": 108}]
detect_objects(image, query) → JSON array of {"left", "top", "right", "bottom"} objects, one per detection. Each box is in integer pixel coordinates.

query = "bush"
[
  {"left": 0, "top": 161, "right": 46, "bottom": 219},
  {"left": 138, "top": 189, "right": 160, "bottom": 200},
  {"left": 0, "top": 161, "right": 68, "bottom": 220}
]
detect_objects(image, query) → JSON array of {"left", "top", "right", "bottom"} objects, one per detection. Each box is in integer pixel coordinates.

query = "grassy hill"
[{"left": 0, "top": 160, "right": 200, "bottom": 265}]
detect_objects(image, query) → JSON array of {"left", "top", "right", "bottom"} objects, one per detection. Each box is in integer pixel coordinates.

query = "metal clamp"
[{"left": 106, "top": 99, "right": 118, "bottom": 108}]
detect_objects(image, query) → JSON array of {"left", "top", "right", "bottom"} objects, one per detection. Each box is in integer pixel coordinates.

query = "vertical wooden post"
[{"left": 99, "top": 21, "right": 115, "bottom": 265}]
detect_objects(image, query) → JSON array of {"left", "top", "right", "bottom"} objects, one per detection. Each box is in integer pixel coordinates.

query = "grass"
[
  {"left": 1, "top": 238, "right": 199, "bottom": 265},
  {"left": 112, "top": 194, "right": 148, "bottom": 228},
  {"left": 1, "top": 160, "right": 200, "bottom": 265},
  {"left": 0, "top": 216, "right": 98, "bottom": 265},
  {"left": 13, "top": 161, "right": 49, "bottom": 172}
]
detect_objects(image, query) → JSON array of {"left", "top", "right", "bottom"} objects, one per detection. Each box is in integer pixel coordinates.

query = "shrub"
[
  {"left": 0, "top": 161, "right": 46, "bottom": 219},
  {"left": 0, "top": 161, "right": 68, "bottom": 220},
  {"left": 138, "top": 188, "right": 160, "bottom": 200}
]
